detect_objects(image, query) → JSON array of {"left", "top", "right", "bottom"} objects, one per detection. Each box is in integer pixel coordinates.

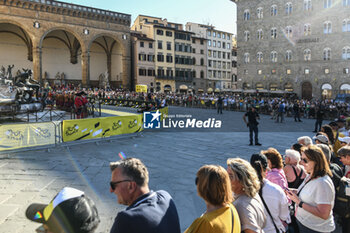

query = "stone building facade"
[
  {"left": 186, "top": 22, "right": 234, "bottom": 93},
  {"left": 130, "top": 32, "right": 155, "bottom": 91},
  {"left": 231, "top": 0, "right": 350, "bottom": 99},
  {"left": 0, "top": 0, "right": 131, "bottom": 88},
  {"left": 191, "top": 36, "right": 207, "bottom": 93}
]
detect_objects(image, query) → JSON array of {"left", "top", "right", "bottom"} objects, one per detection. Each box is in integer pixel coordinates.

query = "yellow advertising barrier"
[
  {"left": 0, "top": 122, "right": 56, "bottom": 151},
  {"left": 62, "top": 114, "right": 143, "bottom": 142},
  {"left": 159, "top": 107, "right": 168, "bottom": 121},
  {"left": 135, "top": 85, "right": 147, "bottom": 93}
]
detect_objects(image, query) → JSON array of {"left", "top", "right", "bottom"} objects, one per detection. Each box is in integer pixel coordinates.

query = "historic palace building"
[
  {"left": 231, "top": 0, "right": 350, "bottom": 99},
  {"left": 186, "top": 22, "right": 235, "bottom": 93},
  {"left": 0, "top": 0, "right": 131, "bottom": 88}
]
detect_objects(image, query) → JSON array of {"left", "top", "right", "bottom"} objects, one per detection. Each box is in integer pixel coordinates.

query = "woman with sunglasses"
[
  {"left": 227, "top": 158, "right": 266, "bottom": 233},
  {"left": 185, "top": 165, "right": 241, "bottom": 233},
  {"left": 286, "top": 145, "right": 335, "bottom": 233}
]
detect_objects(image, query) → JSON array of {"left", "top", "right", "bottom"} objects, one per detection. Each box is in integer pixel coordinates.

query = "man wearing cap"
[
  {"left": 243, "top": 107, "right": 261, "bottom": 146},
  {"left": 313, "top": 134, "right": 329, "bottom": 145},
  {"left": 109, "top": 158, "right": 180, "bottom": 233},
  {"left": 26, "top": 187, "right": 100, "bottom": 233}
]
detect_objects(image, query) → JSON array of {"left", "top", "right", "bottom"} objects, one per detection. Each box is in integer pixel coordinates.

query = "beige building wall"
[
  {"left": 0, "top": 33, "right": 33, "bottom": 72},
  {"left": 191, "top": 37, "right": 207, "bottom": 92}
]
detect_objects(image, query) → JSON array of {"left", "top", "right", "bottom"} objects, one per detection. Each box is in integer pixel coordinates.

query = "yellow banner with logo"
[
  {"left": 135, "top": 85, "right": 147, "bottom": 93},
  {"left": 0, "top": 122, "right": 56, "bottom": 151},
  {"left": 159, "top": 107, "right": 168, "bottom": 120},
  {"left": 62, "top": 114, "right": 143, "bottom": 142}
]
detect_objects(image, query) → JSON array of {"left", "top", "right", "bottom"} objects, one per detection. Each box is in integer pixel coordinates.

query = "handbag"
[{"left": 333, "top": 178, "right": 350, "bottom": 218}]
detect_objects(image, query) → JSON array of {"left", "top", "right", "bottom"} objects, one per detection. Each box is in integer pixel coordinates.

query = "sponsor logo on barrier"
[
  {"left": 5, "top": 129, "right": 24, "bottom": 141},
  {"left": 128, "top": 119, "right": 138, "bottom": 129},
  {"left": 65, "top": 124, "right": 79, "bottom": 136},
  {"left": 34, "top": 127, "right": 51, "bottom": 138},
  {"left": 112, "top": 121, "right": 122, "bottom": 131},
  {"left": 144, "top": 110, "right": 161, "bottom": 129}
]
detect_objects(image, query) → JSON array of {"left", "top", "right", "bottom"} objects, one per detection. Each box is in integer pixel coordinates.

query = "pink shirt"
[{"left": 266, "top": 168, "right": 288, "bottom": 191}]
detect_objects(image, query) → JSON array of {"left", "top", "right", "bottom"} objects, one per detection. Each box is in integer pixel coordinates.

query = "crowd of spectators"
[{"left": 38, "top": 84, "right": 350, "bottom": 121}]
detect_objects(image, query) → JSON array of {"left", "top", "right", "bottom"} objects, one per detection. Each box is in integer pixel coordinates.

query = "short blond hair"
[
  {"left": 196, "top": 165, "right": 233, "bottom": 205},
  {"left": 227, "top": 158, "right": 260, "bottom": 198}
]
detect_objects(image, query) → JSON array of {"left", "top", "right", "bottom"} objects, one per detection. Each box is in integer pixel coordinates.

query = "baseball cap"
[
  {"left": 339, "top": 137, "right": 350, "bottom": 144},
  {"left": 26, "top": 187, "right": 100, "bottom": 233},
  {"left": 313, "top": 134, "right": 329, "bottom": 144}
]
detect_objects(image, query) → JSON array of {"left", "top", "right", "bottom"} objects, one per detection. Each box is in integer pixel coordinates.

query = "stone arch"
[
  {"left": 88, "top": 33, "right": 125, "bottom": 87},
  {"left": 41, "top": 28, "right": 84, "bottom": 85},
  {"left": 284, "top": 83, "right": 293, "bottom": 92},
  {"left": 340, "top": 83, "right": 350, "bottom": 94},
  {"left": 255, "top": 83, "right": 264, "bottom": 90},
  {"left": 0, "top": 20, "right": 34, "bottom": 61},
  {"left": 321, "top": 83, "right": 332, "bottom": 99},
  {"left": 40, "top": 27, "right": 84, "bottom": 48}
]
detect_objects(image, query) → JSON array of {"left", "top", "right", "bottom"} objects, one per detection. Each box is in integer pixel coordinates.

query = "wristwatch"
[{"left": 299, "top": 201, "right": 304, "bottom": 208}]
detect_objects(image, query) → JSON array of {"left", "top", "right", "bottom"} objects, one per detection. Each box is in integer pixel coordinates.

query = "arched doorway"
[
  {"left": 0, "top": 23, "right": 33, "bottom": 77},
  {"left": 321, "top": 83, "right": 332, "bottom": 99},
  {"left": 164, "top": 85, "right": 171, "bottom": 93},
  {"left": 41, "top": 29, "right": 82, "bottom": 86},
  {"left": 302, "top": 81, "right": 312, "bottom": 99},
  {"left": 284, "top": 83, "right": 293, "bottom": 92},
  {"left": 340, "top": 84, "right": 350, "bottom": 94},
  {"left": 256, "top": 83, "right": 264, "bottom": 90},
  {"left": 269, "top": 83, "right": 278, "bottom": 91},
  {"left": 90, "top": 35, "right": 123, "bottom": 88}
]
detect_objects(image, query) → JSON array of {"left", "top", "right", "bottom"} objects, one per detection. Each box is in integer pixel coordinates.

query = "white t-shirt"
[
  {"left": 233, "top": 194, "right": 266, "bottom": 233},
  {"left": 296, "top": 175, "right": 335, "bottom": 232},
  {"left": 262, "top": 179, "right": 290, "bottom": 233}
]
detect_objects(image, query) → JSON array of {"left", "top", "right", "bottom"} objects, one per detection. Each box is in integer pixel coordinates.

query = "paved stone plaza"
[{"left": 0, "top": 107, "right": 338, "bottom": 232}]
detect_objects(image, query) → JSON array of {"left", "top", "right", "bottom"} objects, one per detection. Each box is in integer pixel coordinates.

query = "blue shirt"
[{"left": 110, "top": 190, "right": 181, "bottom": 233}]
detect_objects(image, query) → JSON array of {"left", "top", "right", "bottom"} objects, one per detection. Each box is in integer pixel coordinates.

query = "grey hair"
[
  {"left": 227, "top": 158, "right": 260, "bottom": 198},
  {"left": 297, "top": 136, "right": 313, "bottom": 146},
  {"left": 316, "top": 144, "right": 331, "bottom": 162},
  {"left": 285, "top": 149, "right": 300, "bottom": 163},
  {"left": 110, "top": 158, "right": 149, "bottom": 187}
]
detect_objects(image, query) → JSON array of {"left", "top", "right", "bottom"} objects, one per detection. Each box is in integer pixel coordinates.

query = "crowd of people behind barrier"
[{"left": 38, "top": 84, "right": 350, "bottom": 120}]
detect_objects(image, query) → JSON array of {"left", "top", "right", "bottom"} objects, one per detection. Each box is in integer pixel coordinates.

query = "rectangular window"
[
  {"left": 244, "top": 69, "right": 248, "bottom": 74},
  {"left": 218, "top": 41, "right": 221, "bottom": 48},
  {"left": 140, "top": 41, "right": 144, "bottom": 47},
  {"left": 147, "top": 55, "right": 154, "bottom": 62},
  {"left": 208, "top": 40, "right": 211, "bottom": 47},
  {"left": 257, "top": 69, "right": 262, "bottom": 75},
  {"left": 344, "top": 68, "right": 349, "bottom": 74},
  {"left": 147, "top": 69, "right": 155, "bottom": 76},
  {"left": 201, "top": 49, "right": 204, "bottom": 54},
  {"left": 166, "top": 31, "right": 172, "bottom": 37},
  {"left": 208, "top": 31, "right": 211, "bottom": 36},
  {"left": 213, "top": 40, "right": 216, "bottom": 47},
  {"left": 325, "top": 68, "right": 330, "bottom": 74},
  {"left": 157, "top": 54, "right": 164, "bottom": 62},
  {"left": 158, "top": 41, "right": 162, "bottom": 49},
  {"left": 286, "top": 69, "right": 291, "bottom": 74},
  {"left": 139, "top": 69, "right": 146, "bottom": 76},
  {"left": 157, "top": 29, "right": 164, "bottom": 35},
  {"left": 167, "top": 42, "right": 171, "bottom": 50},
  {"left": 304, "top": 68, "right": 310, "bottom": 74},
  {"left": 208, "top": 50, "right": 212, "bottom": 57},
  {"left": 149, "top": 43, "right": 153, "bottom": 48},
  {"left": 213, "top": 31, "right": 216, "bottom": 37},
  {"left": 166, "top": 54, "right": 173, "bottom": 63}
]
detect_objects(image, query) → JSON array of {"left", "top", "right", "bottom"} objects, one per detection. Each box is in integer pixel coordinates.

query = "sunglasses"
[
  {"left": 110, "top": 180, "right": 132, "bottom": 190},
  {"left": 301, "top": 157, "right": 309, "bottom": 163}
]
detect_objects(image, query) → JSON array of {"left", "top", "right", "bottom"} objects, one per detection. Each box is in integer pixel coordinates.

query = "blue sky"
[{"left": 60, "top": 0, "right": 237, "bottom": 34}]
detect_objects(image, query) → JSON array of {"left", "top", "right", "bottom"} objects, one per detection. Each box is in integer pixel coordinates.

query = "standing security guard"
[{"left": 243, "top": 107, "right": 261, "bottom": 146}]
